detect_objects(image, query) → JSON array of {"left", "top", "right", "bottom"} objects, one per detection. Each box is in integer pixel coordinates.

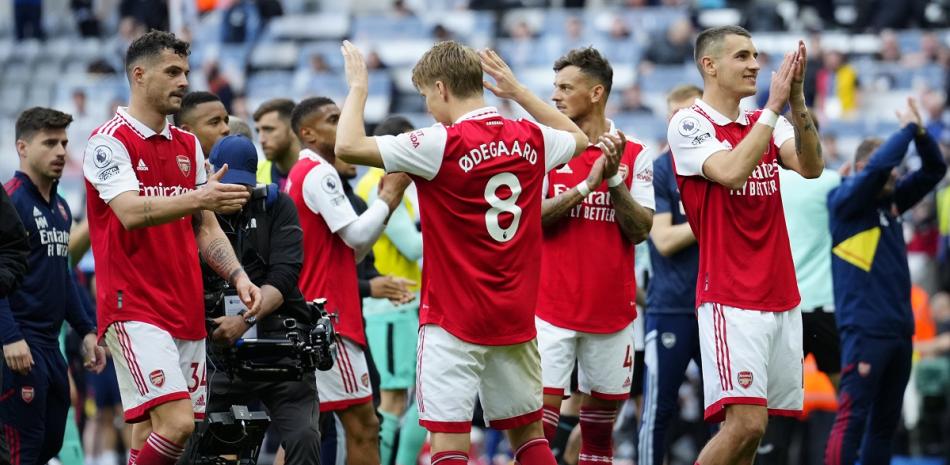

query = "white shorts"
[
  {"left": 103, "top": 321, "right": 206, "bottom": 423},
  {"left": 315, "top": 335, "right": 373, "bottom": 412},
  {"left": 536, "top": 317, "right": 634, "bottom": 400},
  {"left": 416, "top": 324, "right": 543, "bottom": 433},
  {"left": 698, "top": 303, "right": 803, "bottom": 423}
]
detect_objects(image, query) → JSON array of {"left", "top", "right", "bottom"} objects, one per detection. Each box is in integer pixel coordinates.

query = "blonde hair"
[
  {"left": 666, "top": 84, "right": 702, "bottom": 105},
  {"left": 411, "top": 41, "right": 484, "bottom": 99}
]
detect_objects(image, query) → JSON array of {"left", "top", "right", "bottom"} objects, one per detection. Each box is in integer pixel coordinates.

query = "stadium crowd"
[{"left": 0, "top": 1, "right": 949, "bottom": 465}]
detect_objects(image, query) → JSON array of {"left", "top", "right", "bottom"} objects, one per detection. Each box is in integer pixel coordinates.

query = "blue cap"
[{"left": 209, "top": 135, "right": 258, "bottom": 186}]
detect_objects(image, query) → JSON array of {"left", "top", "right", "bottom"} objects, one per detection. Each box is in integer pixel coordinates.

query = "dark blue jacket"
[
  {"left": 0, "top": 171, "right": 95, "bottom": 347},
  {"left": 647, "top": 151, "right": 699, "bottom": 314},
  {"left": 829, "top": 124, "right": 947, "bottom": 338}
]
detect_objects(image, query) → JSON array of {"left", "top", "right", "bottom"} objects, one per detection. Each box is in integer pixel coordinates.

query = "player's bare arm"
[
  {"left": 480, "top": 49, "right": 589, "bottom": 155},
  {"left": 195, "top": 210, "right": 263, "bottom": 317},
  {"left": 108, "top": 164, "right": 250, "bottom": 230},
  {"left": 780, "top": 40, "right": 823, "bottom": 178},
  {"left": 601, "top": 131, "right": 653, "bottom": 243},
  {"left": 336, "top": 40, "right": 385, "bottom": 168},
  {"left": 701, "top": 51, "right": 798, "bottom": 189},
  {"left": 649, "top": 213, "right": 696, "bottom": 256},
  {"left": 541, "top": 155, "right": 606, "bottom": 227},
  {"left": 212, "top": 284, "right": 283, "bottom": 345}
]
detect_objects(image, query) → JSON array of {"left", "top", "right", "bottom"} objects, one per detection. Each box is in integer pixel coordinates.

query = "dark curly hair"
[
  {"left": 553, "top": 47, "right": 614, "bottom": 97},
  {"left": 15, "top": 107, "right": 73, "bottom": 141},
  {"left": 125, "top": 30, "right": 190, "bottom": 78}
]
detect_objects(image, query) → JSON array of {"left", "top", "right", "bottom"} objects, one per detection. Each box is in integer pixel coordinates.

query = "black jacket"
[{"left": 203, "top": 189, "right": 310, "bottom": 327}]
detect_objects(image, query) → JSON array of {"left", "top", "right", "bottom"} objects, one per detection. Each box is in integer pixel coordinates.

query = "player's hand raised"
[
  {"left": 599, "top": 130, "right": 626, "bottom": 179},
  {"left": 791, "top": 41, "right": 807, "bottom": 97},
  {"left": 896, "top": 97, "right": 924, "bottom": 130},
  {"left": 765, "top": 51, "right": 798, "bottom": 114},
  {"left": 198, "top": 164, "right": 251, "bottom": 214},
  {"left": 341, "top": 40, "right": 369, "bottom": 90},
  {"left": 3, "top": 339, "right": 34, "bottom": 375},
  {"left": 480, "top": 49, "right": 526, "bottom": 100},
  {"left": 585, "top": 155, "right": 607, "bottom": 192}
]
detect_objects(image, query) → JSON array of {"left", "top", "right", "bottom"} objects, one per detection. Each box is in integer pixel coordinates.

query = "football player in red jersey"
[
  {"left": 536, "top": 47, "right": 655, "bottom": 465},
  {"left": 83, "top": 31, "right": 261, "bottom": 465},
  {"left": 666, "top": 26, "right": 822, "bottom": 465},
  {"left": 335, "top": 40, "right": 587, "bottom": 465}
]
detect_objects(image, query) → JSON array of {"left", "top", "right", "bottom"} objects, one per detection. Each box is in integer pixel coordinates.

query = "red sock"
[
  {"left": 134, "top": 432, "right": 183, "bottom": 465},
  {"left": 514, "top": 438, "right": 557, "bottom": 465},
  {"left": 542, "top": 404, "right": 560, "bottom": 442},
  {"left": 431, "top": 450, "right": 468, "bottom": 465},
  {"left": 578, "top": 407, "right": 616, "bottom": 465},
  {"left": 128, "top": 448, "right": 140, "bottom": 465}
]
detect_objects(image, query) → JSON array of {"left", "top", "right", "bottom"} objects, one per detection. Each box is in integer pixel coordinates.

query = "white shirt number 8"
[{"left": 484, "top": 172, "right": 522, "bottom": 243}]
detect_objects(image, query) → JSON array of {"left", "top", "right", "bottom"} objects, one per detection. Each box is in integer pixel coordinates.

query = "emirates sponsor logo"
[{"left": 139, "top": 182, "right": 194, "bottom": 197}]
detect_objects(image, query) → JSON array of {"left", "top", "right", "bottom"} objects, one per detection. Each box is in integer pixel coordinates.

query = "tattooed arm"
[
  {"left": 195, "top": 210, "right": 262, "bottom": 315},
  {"left": 780, "top": 40, "right": 824, "bottom": 178}
]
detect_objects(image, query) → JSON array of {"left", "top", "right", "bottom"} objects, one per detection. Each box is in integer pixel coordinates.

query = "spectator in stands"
[
  {"left": 852, "top": 0, "right": 927, "bottom": 31},
  {"left": 906, "top": 32, "right": 949, "bottom": 68},
  {"left": 803, "top": 31, "right": 823, "bottom": 107},
  {"left": 608, "top": 16, "right": 631, "bottom": 40},
  {"left": 294, "top": 54, "right": 334, "bottom": 94},
  {"left": 432, "top": 24, "right": 453, "bottom": 41},
  {"left": 13, "top": 0, "right": 44, "bottom": 40},
  {"left": 815, "top": 50, "right": 859, "bottom": 119},
  {"left": 921, "top": 89, "right": 948, "bottom": 143},
  {"left": 221, "top": 0, "right": 260, "bottom": 44},
  {"left": 366, "top": 51, "right": 388, "bottom": 71},
  {"left": 618, "top": 84, "right": 654, "bottom": 116},
  {"left": 205, "top": 62, "right": 235, "bottom": 114},
  {"left": 821, "top": 132, "right": 846, "bottom": 170},
  {"left": 504, "top": 20, "right": 538, "bottom": 68},
  {"left": 876, "top": 30, "right": 903, "bottom": 63},
  {"left": 71, "top": 0, "right": 100, "bottom": 37},
  {"left": 253, "top": 99, "right": 300, "bottom": 190},
  {"left": 119, "top": 0, "right": 169, "bottom": 34},
  {"left": 641, "top": 18, "right": 694, "bottom": 68}
]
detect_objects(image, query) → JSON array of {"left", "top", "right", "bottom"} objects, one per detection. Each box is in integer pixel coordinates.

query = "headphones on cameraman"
[{"left": 251, "top": 183, "right": 279, "bottom": 210}]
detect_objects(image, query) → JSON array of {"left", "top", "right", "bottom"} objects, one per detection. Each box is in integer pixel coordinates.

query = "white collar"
[
  {"left": 300, "top": 148, "right": 330, "bottom": 164},
  {"left": 454, "top": 106, "right": 501, "bottom": 124},
  {"left": 117, "top": 107, "right": 173, "bottom": 139},
  {"left": 693, "top": 98, "right": 750, "bottom": 126}
]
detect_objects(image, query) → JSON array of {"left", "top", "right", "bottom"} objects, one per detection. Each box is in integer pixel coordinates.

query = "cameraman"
[{"left": 188, "top": 135, "right": 320, "bottom": 465}]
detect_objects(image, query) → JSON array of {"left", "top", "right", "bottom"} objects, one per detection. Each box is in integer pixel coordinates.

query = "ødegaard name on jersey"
[
  {"left": 553, "top": 183, "right": 617, "bottom": 223},
  {"left": 458, "top": 139, "right": 538, "bottom": 173}
]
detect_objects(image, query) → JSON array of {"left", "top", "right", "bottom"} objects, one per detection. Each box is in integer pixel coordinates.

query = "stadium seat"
[
  {"left": 249, "top": 42, "right": 299, "bottom": 70},
  {"left": 265, "top": 14, "right": 350, "bottom": 41}
]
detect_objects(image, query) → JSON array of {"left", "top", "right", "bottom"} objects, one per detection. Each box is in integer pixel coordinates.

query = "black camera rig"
[{"left": 209, "top": 298, "right": 337, "bottom": 382}]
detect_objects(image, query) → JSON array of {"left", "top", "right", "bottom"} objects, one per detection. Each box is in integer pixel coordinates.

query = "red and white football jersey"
[
  {"left": 285, "top": 149, "right": 365, "bottom": 346},
  {"left": 668, "top": 98, "right": 800, "bottom": 312},
  {"left": 536, "top": 122, "right": 655, "bottom": 333},
  {"left": 83, "top": 107, "right": 208, "bottom": 340},
  {"left": 375, "top": 107, "right": 576, "bottom": 345}
]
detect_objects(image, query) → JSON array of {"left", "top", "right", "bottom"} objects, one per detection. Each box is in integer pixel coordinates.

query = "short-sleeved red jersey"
[{"left": 84, "top": 108, "right": 207, "bottom": 340}]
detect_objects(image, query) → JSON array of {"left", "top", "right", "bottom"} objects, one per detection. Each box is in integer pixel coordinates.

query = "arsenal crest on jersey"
[
  {"left": 21, "top": 386, "right": 34, "bottom": 403},
  {"left": 150, "top": 369, "right": 166, "bottom": 388},
  {"left": 176, "top": 155, "right": 191, "bottom": 177},
  {"left": 737, "top": 371, "right": 753, "bottom": 388}
]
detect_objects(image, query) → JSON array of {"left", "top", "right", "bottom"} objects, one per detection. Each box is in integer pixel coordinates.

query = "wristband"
[
  {"left": 237, "top": 309, "right": 257, "bottom": 327},
  {"left": 607, "top": 172, "right": 625, "bottom": 188},
  {"left": 575, "top": 180, "right": 591, "bottom": 197},
  {"left": 758, "top": 109, "right": 778, "bottom": 128}
]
